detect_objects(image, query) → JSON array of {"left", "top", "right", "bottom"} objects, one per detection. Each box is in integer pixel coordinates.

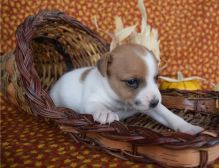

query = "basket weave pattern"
[{"left": 1, "top": 10, "right": 219, "bottom": 167}]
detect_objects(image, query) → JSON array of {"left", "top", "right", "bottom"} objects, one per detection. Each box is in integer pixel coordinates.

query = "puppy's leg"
[
  {"left": 146, "top": 104, "right": 204, "bottom": 135},
  {"left": 84, "top": 102, "right": 119, "bottom": 124}
]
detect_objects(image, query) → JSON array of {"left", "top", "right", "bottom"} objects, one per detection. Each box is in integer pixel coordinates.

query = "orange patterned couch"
[
  {"left": 1, "top": 0, "right": 219, "bottom": 89},
  {"left": 1, "top": 0, "right": 219, "bottom": 167}
]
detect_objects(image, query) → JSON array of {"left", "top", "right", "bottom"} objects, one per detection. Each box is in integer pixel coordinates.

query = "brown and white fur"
[{"left": 49, "top": 44, "right": 203, "bottom": 135}]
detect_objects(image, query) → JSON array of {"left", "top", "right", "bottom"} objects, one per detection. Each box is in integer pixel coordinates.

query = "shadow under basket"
[{"left": 1, "top": 10, "right": 219, "bottom": 168}]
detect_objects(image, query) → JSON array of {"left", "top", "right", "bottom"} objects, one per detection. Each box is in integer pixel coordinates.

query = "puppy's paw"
[
  {"left": 176, "top": 122, "right": 204, "bottom": 135},
  {"left": 93, "top": 110, "right": 119, "bottom": 124}
]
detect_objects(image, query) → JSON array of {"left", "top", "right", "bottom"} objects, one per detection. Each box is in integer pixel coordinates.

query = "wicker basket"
[{"left": 1, "top": 10, "right": 219, "bottom": 168}]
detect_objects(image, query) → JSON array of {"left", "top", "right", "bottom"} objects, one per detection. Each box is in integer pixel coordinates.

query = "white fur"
[
  {"left": 134, "top": 52, "right": 161, "bottom": 111},
  {"left": 50, "top": 67, "right": 121, "bottom": 124},
  {"left": 49, "top": 54, "right": 203, "bottom": 135}
]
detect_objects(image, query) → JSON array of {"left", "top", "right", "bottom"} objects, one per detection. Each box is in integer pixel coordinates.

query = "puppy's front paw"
[
  {"left": 176, "top": 122, "right": 204, "bottom": 135},
  {"left": 93, "top": 110, "right": 119, "bottom": 124}
]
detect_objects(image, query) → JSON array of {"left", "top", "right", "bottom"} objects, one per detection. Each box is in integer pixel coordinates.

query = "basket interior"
[
  {"left": 29, "top": 19, "right": 219, "bottom": 134},
  {"left": 31, "top": 20, "right": 107, "bottom": 91},
  {"left": 124, "top": 110, "right": 219, "bottom": 133}
]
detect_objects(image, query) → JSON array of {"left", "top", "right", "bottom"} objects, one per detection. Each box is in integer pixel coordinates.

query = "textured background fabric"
[
  {"left": 1, "top": 94, "right": 219, "bottom": 167},
  {"left": 1, "top": 0, "right": 219, "bottom": 89},
  {"left": 0, "top": 94, "right": 161, "bottom": 168},
  {"left": 1, "top": 0, "right": 219, "bottom": 167}
]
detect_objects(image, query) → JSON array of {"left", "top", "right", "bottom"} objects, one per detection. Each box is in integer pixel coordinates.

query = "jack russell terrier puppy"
[{"left": 49, "top": 43, "right": 203, "bottom": 135}]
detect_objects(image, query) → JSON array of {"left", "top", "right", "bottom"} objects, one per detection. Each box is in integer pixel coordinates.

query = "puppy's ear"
[{"left": 97, "top": 53, "right": 112, "bottom": 77}]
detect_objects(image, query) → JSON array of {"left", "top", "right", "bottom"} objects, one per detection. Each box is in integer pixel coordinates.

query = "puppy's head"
[{"left": 97, "top": 43, "right": 161, "bottom": 111}]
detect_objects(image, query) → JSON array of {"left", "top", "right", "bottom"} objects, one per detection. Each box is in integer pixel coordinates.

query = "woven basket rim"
[{"left": 13, "top": 10, "right": 219, "bottom": 166}]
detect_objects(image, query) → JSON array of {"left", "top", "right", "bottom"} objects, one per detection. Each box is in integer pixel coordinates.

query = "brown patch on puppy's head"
[{"left": 101, "top": 43, "right": 150, "bottom": 103}]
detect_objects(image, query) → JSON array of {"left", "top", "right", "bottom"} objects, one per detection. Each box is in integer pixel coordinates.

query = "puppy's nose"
[{"left": 149, "top": 98, "right": 159, "bottom": 108}]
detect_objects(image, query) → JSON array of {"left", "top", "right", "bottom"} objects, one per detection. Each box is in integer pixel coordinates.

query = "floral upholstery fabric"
[{"left": 1, "top": 0, "right": 219, "bottom": 89}]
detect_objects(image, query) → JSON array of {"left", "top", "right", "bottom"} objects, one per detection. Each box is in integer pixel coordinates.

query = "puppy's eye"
[
  {"left": 154, "top": 75, "right": 159, "bottom": 82},
  {"left": 125, "top": 78, "right": 140, "bottom": 89}
]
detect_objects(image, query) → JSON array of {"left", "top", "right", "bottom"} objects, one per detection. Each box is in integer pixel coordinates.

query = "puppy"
[{"left": 49, "top": 43, "right": 203, "bottom": 135}]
